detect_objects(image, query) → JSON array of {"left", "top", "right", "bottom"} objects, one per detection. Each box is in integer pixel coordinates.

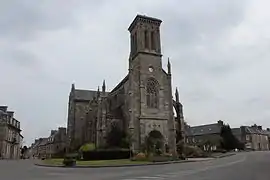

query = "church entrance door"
[{"left": 146, "top": 130, "right": 164, "bottom": 155}]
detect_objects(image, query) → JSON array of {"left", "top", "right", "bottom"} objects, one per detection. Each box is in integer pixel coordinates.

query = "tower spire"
[
  {"left": 167, "top": 57, "right": 171, "bottom": 75},
  {"left": 102, "top": 79, "right": 106, "bottom": 93},
  {"left": 175, "top": 87, "right": 179, "bottom": 103},
  {"left": 71, "top": 83, "right": 75, "bottom": 90},
  {"left": 97, "top": 86, "right": 100, "bottom": 98}
]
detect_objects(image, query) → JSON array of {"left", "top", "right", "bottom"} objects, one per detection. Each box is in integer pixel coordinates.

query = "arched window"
[
  {"left": 151, "top": 31, "right": 155, "bottom": 50},
  {"left": 146, "top": 78, "right": 159, "bottom": 108}
]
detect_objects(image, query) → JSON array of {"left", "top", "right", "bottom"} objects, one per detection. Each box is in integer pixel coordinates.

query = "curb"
[
  {"left": 34, "top": 159, "right": 211, "bottom": 168},
  {"left": 214, "top": 153, "right": 236, "bottom": 159}
]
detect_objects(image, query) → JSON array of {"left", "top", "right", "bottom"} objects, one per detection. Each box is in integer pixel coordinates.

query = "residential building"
[
  {"left": 0, "top": 106, "right": 22, "bottom": 159},
  {"left": 31, "top": 127, "right": 67, "bottom": 158},
  {"left": 232, "top": 125, "right": 269, "bottom": 151},
  {"left": 185, "top": 120, "right": 224, "bottom": 151},
  {"left": 46, "top": 127, "right": 67, "bottom": 158},
  {"left": 67, "top": 14, "right": 185, "bottom": 156},
  {"left": 30, "top": 138, "right": 43, "bottom": 158},
  {"left": 38, "top": 138, "right": 48, "bottom": 158}
]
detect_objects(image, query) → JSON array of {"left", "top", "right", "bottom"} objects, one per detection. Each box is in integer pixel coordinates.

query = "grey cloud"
[
  {"left": 0, "top": 48, "right": 39, "bottom": 68},
  {"left": 1, "top": 0, "right": 270, "bottom": 145},
  {"left": 0, "top": 0, "right": 100, "bottom": 41}
]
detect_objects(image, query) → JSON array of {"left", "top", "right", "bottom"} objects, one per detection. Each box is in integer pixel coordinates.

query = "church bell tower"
[
  {"left": 128, "top": 15, "right": 162, "bottom": 60},
  {"left": 128, "top": 15, "right": 176, "bottom": 156}
]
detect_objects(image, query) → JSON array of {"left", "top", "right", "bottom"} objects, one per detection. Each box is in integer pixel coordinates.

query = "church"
[{"left": 67, "top": 15, "right": 185, "bottom": 156}]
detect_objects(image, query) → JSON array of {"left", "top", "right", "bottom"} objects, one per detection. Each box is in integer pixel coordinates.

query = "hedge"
[{"left": 82, "top": 149, "right": 132, "bottom": 160}]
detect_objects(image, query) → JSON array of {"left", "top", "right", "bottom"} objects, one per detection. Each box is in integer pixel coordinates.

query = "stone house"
[
  {"left": 0, "top": 106, "right": 22, "bottom": 159},
  {"left": 31, "top": 127, "right": 67, "bottom": 158},
  {"left": 46, "top": 127, "right": 67, "bottom": 158},
  {"left": 67, "top": 14, "right": 185, "bottom": 156},
  {"left": 185, "top": 120, "right": 224, "bottom": 151},
  {"left": 232, "top": 125, "right": 269, "bottom": 151},
  {"left": 35, "top": 138, "right": 48, "bottom": 158},
  {"left": 31, "top": 138, "right": 42, "bottom": 158}
]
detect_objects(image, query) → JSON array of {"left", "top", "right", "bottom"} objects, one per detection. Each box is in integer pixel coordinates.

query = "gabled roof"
[
  {"left": 243, "top": 126, "right": 269, "bottom": 135},
  {"left": 32, "top": 139, "right": 43, "bottom": 148},
  {"left": 39, "top": 138, "right": 48, "bottom": 146},
  {"left": 74, "top": 89, "right": 109, "bottom": 101},
  {"left": 186, "top": 123, "right": 221, "bottom": 136},
  {"left": 110, "top": 74, "right": 129, "bottom": 94},
  {"left": 74, "top": 89, "right": 98, "bottom": 101}
]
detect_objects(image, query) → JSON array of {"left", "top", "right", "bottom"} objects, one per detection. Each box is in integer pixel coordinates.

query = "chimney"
[
  {"left": 0, "top": 106, "right": 8, "bottom": 112},
  {"left": 58, "top": 127, "right": 67, "bottom": 133},
  {"left": 50, "top": 130, "right": 57, "bottom": 136},
  {"left": 252, "top": 124, "right": 257, "bottom": 128},
  {"left": 218, "top": 120, "right": 224, "bottom": 126},
  {"left": 7, "top": 111, "right": 14, "bottom": 119},
  {"left": 258, "top": 126, "right": 262, "bottom": 130}
]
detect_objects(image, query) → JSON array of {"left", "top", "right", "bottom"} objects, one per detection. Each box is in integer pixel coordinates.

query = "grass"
[{"left": 43, "top": 158, "right": 150, "bottom": 166}]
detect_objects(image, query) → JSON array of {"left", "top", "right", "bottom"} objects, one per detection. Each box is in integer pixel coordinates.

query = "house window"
[
  {"left": 246, "top": 135, "right": 250, "bottom": 141},
  {"left": 146, "top": 78, "right": 159, "bottom": 108}
]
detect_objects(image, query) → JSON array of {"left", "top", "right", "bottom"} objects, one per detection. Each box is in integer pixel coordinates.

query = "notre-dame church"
[{"left": 67, "top": 15, "right": 185, "bottom": 156}]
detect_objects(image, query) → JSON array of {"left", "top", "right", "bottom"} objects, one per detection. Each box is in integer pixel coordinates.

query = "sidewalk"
[{"left": 34, "top": 157, "right": 214, "bottom": 168}]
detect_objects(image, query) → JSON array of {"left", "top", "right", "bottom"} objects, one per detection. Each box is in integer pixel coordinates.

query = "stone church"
[{"left": 67, "top": 15, "right": 185, "bottom": 156}]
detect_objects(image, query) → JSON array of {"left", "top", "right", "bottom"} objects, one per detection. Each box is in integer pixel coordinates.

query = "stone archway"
[{"left": 146, "top": 130, "right": 164, "bottom": 155}]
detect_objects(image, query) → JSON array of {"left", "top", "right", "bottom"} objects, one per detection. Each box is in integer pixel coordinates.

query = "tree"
[
  {"left": 20, "top": 146, "right": 28, "bottom": 159},
  {"left": 21, "top": 146, "right": 28, "bottom": 155},
  {"left": 220, "top": 124, "right": 244, "bottom": 150},
  {"left": 106, "top": 125, "right": 128, "bottom": 148},
  {"left": 198, "top": 136, "right": 223, "bottom": 152},
  {"left": 79, "top": 143, "right": 95, "bottom": 152}
]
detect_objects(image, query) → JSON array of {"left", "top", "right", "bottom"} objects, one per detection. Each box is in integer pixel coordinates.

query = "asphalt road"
[{"left": 1, "top": 151, "right": 270, "bottom": 180}]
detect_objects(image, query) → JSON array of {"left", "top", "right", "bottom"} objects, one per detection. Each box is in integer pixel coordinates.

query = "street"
[{"left": 1, "top": 151, "right": 270, "bottom": 180}]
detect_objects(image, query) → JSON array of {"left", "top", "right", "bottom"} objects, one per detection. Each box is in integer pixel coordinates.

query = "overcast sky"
[{"left": 1, "top": 0, "right": 269, "bottom": 145}]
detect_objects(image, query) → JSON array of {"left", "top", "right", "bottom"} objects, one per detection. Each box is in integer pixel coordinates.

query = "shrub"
[
  {"left": 183, "top": 145, "right": 206, "bottom": 158},
  {"left": 63, "top": 158, "right": 76, "bottom": 167},
  {"left": 79, "top": 143, "right": 95, "bottom": 152},
  {"left": 132, "top": 153, "right": 148, "bottom": 161},
  {"left": 63, "top": 153, "right": 77, "bottom": 167}
]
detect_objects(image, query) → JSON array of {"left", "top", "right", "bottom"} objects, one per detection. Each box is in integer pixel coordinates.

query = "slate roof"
[
  {"left": 242, "top": 126, "right": 269, "bottom": 135},
  {"left": 74, "top": 89, "right": 98, "bottom": 101},
  {"left": 39, "top": 138, "right": 48, "bottom": 146},
  {"left": 32, "top": 139, "right": 43, "bottom": 149},
  {"left": 74, "top": 89, "right": 109, "bottom": 101},
  {"left": 186, "top": 123, "right": 221, "bottom": 136},
  {"left": 110, "top": 74, "right": 129, "bottom": 94}
]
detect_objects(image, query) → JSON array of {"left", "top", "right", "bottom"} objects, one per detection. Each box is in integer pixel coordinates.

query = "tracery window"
[{"left": 146, "top": 78, "right": 159, "bottom": 108}]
